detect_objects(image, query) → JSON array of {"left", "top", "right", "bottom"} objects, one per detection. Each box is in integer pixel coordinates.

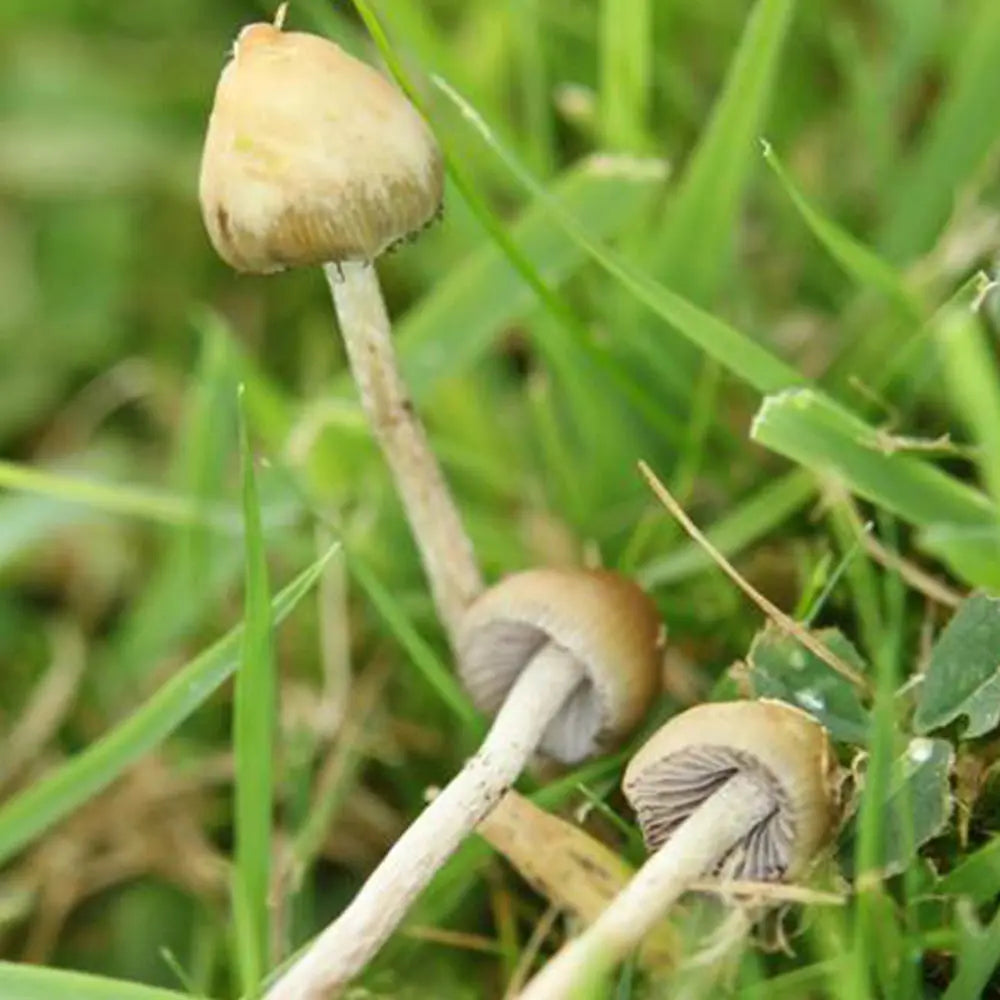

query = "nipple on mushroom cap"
[
  {"left": 198, "top": 21, "right": 443, "bottom": 273},
  {"left": 458, "top": 568, "right": 662, "bottom": 763},
  {"left": 623, "top": 699, "right": 840, "bottom": 881}
]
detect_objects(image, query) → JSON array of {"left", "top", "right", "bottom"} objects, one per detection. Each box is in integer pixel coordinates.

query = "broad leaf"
[
  {"left": 915, "top": 593, "right": 1000, "bottom": 738},
  {"left": 747, "top": 626, "right": 870, "bottom": 743},
  {"left": 841, "top": 737, "right": 954, "bottom": 877}
]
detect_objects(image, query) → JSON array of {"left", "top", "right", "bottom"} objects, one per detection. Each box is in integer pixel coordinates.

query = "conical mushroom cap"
[
  {"left": 623, "top": 700, "right": 839, "bottom": 880},
  {"left": 199, "top": 19, "right": 443, "bottom": 273},
  {"left": 457, "top": 569, "right": 662, "bottom": 764}
]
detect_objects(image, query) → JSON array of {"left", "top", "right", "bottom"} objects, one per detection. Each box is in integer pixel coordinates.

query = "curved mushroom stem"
[
  {"left": 325, "top": 260, "right": 482, "bottom": 644},
  {"left": 516, "top": 772, "right": 773, "bottom": 1000},
  {"left": 265, "top": 643, "right": 583, "bottom": 1000}
]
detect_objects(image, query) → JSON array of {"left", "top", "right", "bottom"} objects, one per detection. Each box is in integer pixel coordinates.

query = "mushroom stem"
[
  {"left": 325, "top": 260, "right": 482, "bottom": 644},
  {"left": 265, "top": 643, "right": 582, "bottom": 1000},
  {"left": 516, "top": 772, "right": 773, "bottom": 1000}
]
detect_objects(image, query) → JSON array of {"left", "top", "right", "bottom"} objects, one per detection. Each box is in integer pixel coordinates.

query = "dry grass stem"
[
  {"left": 861, "top": 534, "right": 964, "bottom": 608},
  {"left": 688, "top": 878, "right": 846, "bottom": 905},
  {"left": 638, "top": 461, "right": 870, "bottom": 693},
  {"left": 0, "top": 622, "right": 85, "bottom": 793},
  {"left": 12, "top": 756, "right": 226, "bottom": 963},
  {"left": 503, "top": 904, "right": 561, "bottom": 999},
  {"left": 287, "top": 658, "right": 393, "bottom": 889},
  {"left": 402, "top": 925, "right": 502, "bottom": 954},
  {"left": 316, "top": 527, "right": 352, "bottom": 734}
]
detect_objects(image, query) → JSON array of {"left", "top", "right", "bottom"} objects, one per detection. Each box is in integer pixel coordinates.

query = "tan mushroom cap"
[
  {"left": 623, "top": 700, "right": 839, "bottom": 881},
  {"left": 199, "top": 20, "right": 444, "bottom": 273},
  {"left": 457, "top": 569, "right": 662, "bottom": 764}
]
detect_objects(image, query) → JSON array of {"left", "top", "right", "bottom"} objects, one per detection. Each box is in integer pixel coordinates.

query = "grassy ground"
[{"left": 2, "top": 0, "right": 1000, "bottom": 997}]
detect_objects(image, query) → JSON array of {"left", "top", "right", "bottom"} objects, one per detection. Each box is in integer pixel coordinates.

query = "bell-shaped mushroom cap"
[
  {"left": 623, "top": 700, "right": 839, "bottom": 881},
  {"left": 457, "top": 569, "right": 661, "bottom": 764},
  {"left": 199, "top": 19, "right": 443, "bottom": 273}
]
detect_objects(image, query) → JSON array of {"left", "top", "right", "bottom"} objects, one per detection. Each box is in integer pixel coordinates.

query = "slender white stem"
[
  {"left": 516, "top": 772, "right": 774, "bottom": 1000},
  {"left": 265, "top": 643, "right": 582, "bottom": 1000},
  {"left": 325, "top": 260, "right": 482, "bottom": 645}
]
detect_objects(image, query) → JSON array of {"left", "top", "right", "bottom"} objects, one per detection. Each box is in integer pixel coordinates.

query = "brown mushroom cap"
[
  {"left": 623, "top": 700, "right": 839, "bottom": 880},
  {"left": 457, "top": 569, "right": 662, "bottom": 764},
  {"left": 199, "top": 21, "right": 443, "bottom": 273}
]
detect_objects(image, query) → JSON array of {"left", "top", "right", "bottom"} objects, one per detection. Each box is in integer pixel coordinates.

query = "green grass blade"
[
  {"left": 345, "top": 548, "right": 484, "bottom": 735},
  {"left": 649, "top": 0, "right": 796, "bottom": 303},
  {"left": 231, "top": 390, "right": 276, "bottom": 994},
  {"left": 344, "top": 0, "right": 704, "bottom": 441},
  {"left": 941, "top": 901, "right": 1000, "bottom": 1000},
  {"left": 340, "top": 0, "right": 715, "bottom": 456},
  {"left": 599, "top": 0, "right": 652, "bottom": 150},
  {"left": 510, "top": 0, "right": 555, "bottom": 173},
  {"left": 750, "top": 388, "right": 1000, "bottom": 587},
  {"left": 761, "top": 140, "right": 920, "bottom": 321},
  {"left": 750, "top": 389, "right": 994, "bottom": 526},
  {"left": 395, "top": 154, "right": 669, "bottom": 401},
  {"left": 636, "top": 468, "right": 816, "bottom": 587},
  {"left": 0, "top": 963, "right": 196, "bottom": 1000},
  {"left": 315, "top": 0, "right": 670, "bottom": 415},
  {"left": 0, "top": 449, "right": 129, "bottom": 570},
  {"left": 938, "top": 835, "right": 1000, "bottom": 904},
  {"left": 936, "top": 307, "right": 1000, "bottom": 510},
  {"left": 433, "top": 75, "right": 804, "bottom": 394},
  {"left": 0, "top": 546, "right": 336, "bottom": 869},
  {"left": 919, "top": 524, "right": 1000, "bottom": 592},
  {"left": 108, "top": 315, "right": 240, "bottom": 701},
  {"left": 0, "top": 458, "right": 233, "bottom": 530},
  {"left": 737, "top": 960, "right": 846, "bottom": 998},
  {"left": 878, "top": 0, "right": 1000, "bottom": 261}
]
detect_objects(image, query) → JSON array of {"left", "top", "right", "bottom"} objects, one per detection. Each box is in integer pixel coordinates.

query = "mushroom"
[
  {"left": 265, "top": 568, "right": 661, "bottom": 1000},
  {"left": 198, "top": 5, "right": 479, "bottom": 642},
  {"left": 516, "top": 699, "right": 840, "bottom": 1000}
]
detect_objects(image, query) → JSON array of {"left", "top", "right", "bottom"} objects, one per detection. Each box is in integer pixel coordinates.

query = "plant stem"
[
  {"left": 265, "top": 643, "right": 583, "bottom": 1000},
  {"left": 516, "top": 771, "right": 773, "bottom": 1000},
  {"left": 325, "top": 260, "right": 482, "bottom": 645}
]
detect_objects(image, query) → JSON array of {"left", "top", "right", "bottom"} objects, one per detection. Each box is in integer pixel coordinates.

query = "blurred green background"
[{"left": 2, "top": 0, "right": 1000, "bottom": 997}]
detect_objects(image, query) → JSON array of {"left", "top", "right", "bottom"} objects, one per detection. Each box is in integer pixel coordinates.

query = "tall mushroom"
[
  {"left": 266, "top": 567, "right": 661, "bottom": 1000},
  {"left": 517, "top": 699, "right": 840, "bottom": 1000},
  {"left": 198, "top": 5, "right": 479, "bottom": 642}
]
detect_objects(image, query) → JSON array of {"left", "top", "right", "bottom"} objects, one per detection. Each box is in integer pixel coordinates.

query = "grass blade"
[
  {"left": 0, "top": 458, "right": 233, "bottom": 530},
  {"left": 231, "top": 390, "right": 276, "bottom": 994},
  {"left": 750, "top": 388, "right": 1000, "bottom": 587},
  {"left": 749, "top": 389, "right": 994, "bottom": 527},
  {"left": 636, "top": 469, "right": 816, "bottom": 587},
  {"left": 942, "top": 902, "right": 1000, "bottom": 1000},
  {"left": 299, "top": 2, "right": 668, "bottom": 415},
  {"left": 108, "top": 314, "right": 240, "bottom": 701},
  {"left": 649, "top": 0, "right": 796, "bottom": 303},
  {"left": 878, "top": 0, "right": 1000, "bottom": 261},
  {"left": 599, "top": 0, "right": 652, "bottom": 150},
  {"left": 761, "top": 140, "right": 921, "bottom": 321},
  {"left": 346, "top": 548, "right": 483, "bottom": 736},
  {"left": 433, "top": 74, "right": 803, "bottom": 394},
  {"left": 0, "top": 546, "right": 336, "bottom": 868},
  {"left": 396, "top": 155, "right": 669, "bottom": 401},
  {"left": 936, "top": 307, "right": 1000, "bottom": 509},
  {"left": 0, "top": 962, "right": 195, "bottom": 1000},
  {"left": 343, "top": 0, "right": 702, "bottom": 442}
]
